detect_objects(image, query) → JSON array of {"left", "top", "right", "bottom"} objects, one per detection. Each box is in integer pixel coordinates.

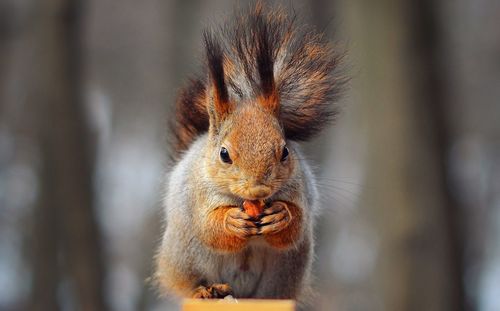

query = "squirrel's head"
[
  {"left": 173, "top": 4, "right": 346, "bottom": 160},
  {"left": 202, "top": 28, "right": 294, "bottom": 200},
  {"left": 185, "top": 3, "right": 346, "bottom": 199},
  {"left": 205, "top": 97, "right": 294, "bottom": 201}
]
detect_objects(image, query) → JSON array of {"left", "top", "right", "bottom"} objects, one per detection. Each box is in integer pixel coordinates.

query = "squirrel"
[{"left": 154, "top": 2, "right": 346, "bottom": 307}]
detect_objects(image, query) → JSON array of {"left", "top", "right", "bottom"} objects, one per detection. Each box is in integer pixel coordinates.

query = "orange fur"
[
  {"left": 258, "top": 92, "right": 280, "bottom": 115},
  {"left": 200, "top": 206, "right": 248, "bottom": 252}
]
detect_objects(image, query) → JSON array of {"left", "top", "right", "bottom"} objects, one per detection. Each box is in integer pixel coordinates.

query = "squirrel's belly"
[{"left": 216, "top": 239, "right": 269, "bottom": 297}]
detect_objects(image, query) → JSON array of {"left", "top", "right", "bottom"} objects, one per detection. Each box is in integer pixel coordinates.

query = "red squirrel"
[{"left": 155, "top": 2, "right": 346, "bottom": 308}]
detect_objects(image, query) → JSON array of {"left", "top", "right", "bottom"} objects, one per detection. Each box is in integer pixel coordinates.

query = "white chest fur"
[{"left": 214, "top": 239, "right": 271, "bottom": 297}]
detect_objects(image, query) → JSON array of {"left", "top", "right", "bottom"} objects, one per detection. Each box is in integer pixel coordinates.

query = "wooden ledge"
[{"left": 182, "top": 299, "right": 296, "bottom": 311}]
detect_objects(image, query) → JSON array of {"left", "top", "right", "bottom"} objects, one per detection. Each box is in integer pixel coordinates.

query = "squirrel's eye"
[
  {"left": 220, "top": 147, "right": 232, "bottom": 164},
  {"left": 281, "top": 146, "right": 289, "bottom": 162}
]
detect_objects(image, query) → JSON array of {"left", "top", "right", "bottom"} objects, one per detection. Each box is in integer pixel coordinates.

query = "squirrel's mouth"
[{"left": 230, "top": 184, "right": 273, "bottom": 201}]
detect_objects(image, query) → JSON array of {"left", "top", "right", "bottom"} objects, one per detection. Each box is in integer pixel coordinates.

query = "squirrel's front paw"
[
  {"left": 257, "top": 201, "right": 292, "bottom": 235},
  {"left": 192, "top": 283, "right": 233, "bottom": 299},
  {"left": 224, "top": 207, "right": 259, "bottom": 239}
]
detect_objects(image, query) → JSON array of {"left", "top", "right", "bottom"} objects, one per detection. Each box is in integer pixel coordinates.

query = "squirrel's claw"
[
  {"left": 192, "top": 285, "right": 212, "bottom": 299},
  {"left": 209, "top": 283, "right": 233, "bottom": 298},
  {"left": 192, "top": 283, "right": 233, "bottom": 299},
  {"left": 257, "top": 201, "right": 292, "bottom": 235},
  {"left": 224, "top": 208, "right": 259, "bottom": 238}
]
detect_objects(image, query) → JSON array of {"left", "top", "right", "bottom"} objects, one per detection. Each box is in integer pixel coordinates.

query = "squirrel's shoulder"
[{"left": 168, "top": 133, "right": 208, "bottom": 178}]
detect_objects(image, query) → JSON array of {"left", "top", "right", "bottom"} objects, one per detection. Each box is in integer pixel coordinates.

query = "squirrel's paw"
[
  {"left": 257, "top": 201, "right": 292, "bottom": 235},
  {"left": 224, "top": 207, "right": 259, "bottom": 238},
  {"left": 192, "top": 283, "right": 233, "bottom": 299}
]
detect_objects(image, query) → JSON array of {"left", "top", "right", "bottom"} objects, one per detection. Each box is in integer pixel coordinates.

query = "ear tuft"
[
  {"left": 203, "top": 30, "right": 232, "bottom": 120},
  {"left": 254, "top": 5, "right": 279, "bottom": 113},
  {"left": 170, "top": 3, "right": 348, "bottom": 159}
]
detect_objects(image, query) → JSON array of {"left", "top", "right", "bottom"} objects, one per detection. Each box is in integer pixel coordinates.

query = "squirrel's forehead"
[
  {"left": 235, "top": 105, "right": 280, "bottom": 127},
  {"left": 218, "top": 105, "right": 285, "bottom": 155},
  {"left": 229, "top": 111, "right": 283, "bottom": 141}
]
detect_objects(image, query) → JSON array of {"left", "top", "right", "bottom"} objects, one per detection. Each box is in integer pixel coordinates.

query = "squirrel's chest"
[{"left": 216, "top": 240, "right": 270, "bottom": 297}]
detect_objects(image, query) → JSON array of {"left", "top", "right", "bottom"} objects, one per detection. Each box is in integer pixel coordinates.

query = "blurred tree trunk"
[
  {"left": 343, "top": 0, "right": 466, "bottom": 310},
  {"left": 408, "top": 1, "right": 468, "bottom": 309},
  {"left": 31, "top": 145, "right": 60, "bottom": 311},
  {"left": 29, "top": 0, "right": 107, "bottom": 310}
]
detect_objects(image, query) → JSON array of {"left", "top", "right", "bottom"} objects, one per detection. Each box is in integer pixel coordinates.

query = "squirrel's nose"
[{"left": 246, "top": 185, "right": 271, "bottom": 199}]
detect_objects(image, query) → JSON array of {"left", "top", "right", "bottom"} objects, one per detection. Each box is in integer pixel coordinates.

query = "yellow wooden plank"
[{"left": 182, "top": 299, "right": 296, "bottom": 311}]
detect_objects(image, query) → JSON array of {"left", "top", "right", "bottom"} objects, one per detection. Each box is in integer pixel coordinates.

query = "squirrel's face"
[{"left": 206, "top": 104, "right": 295, "bottom": 201}]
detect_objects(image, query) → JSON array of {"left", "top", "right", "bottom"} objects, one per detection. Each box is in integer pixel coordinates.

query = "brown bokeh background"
[{"left": 1, "top": 0, "right": 499, "bottom": 310}]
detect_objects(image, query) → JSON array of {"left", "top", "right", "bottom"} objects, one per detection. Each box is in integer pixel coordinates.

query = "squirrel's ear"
[{"left": 203, "top": 30, "right": 234, "bottom": 127}]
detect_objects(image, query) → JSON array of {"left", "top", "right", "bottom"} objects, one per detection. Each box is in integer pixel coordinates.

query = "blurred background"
[{"left": 1, "top": 0, "right": 499, "bottom": 310}]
